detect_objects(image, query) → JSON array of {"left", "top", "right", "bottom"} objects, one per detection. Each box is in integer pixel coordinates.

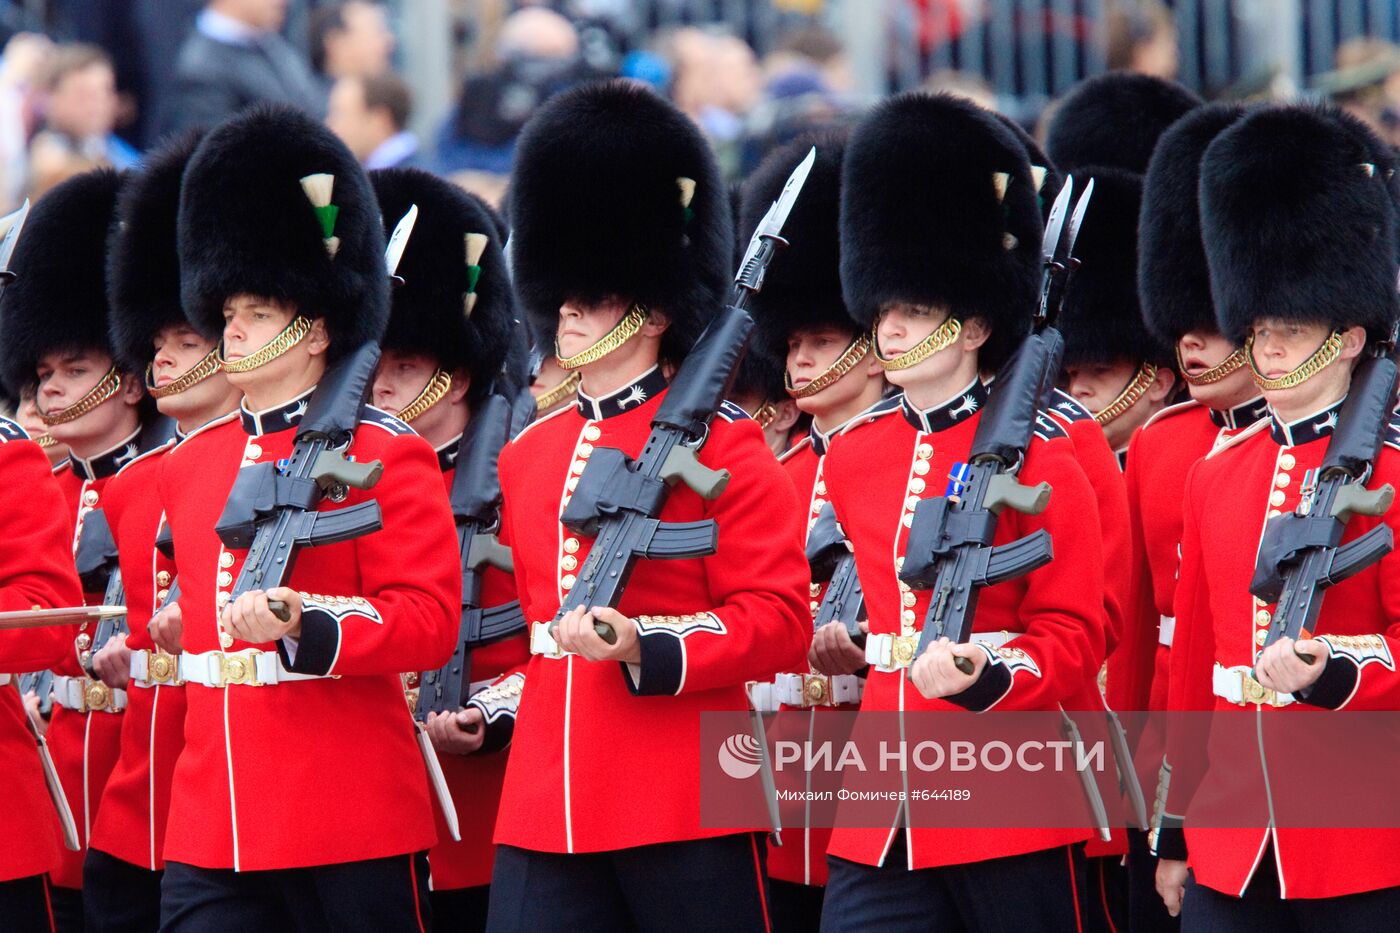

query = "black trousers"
[
  {"left": 486, "top": 833, "right": 771, "bottom": 932},
  {"left": 83, "top": 849, "right": 162, "bottom": 933},
  {"left": 158, "top": 852, "right": 430, "bottom": 933},
  {"left": 768, "top": 878, "right": 824, "bottom": 933},
  {"left": 0, "top": 874, "right": 56, "bottom": 933},
  {"left": 820, "top": 837, "right": 1089, "bottom": 933},
  {"left": 48, "top": 883, "right": 82, "bottom": 933},
  {"left": 1183, "top": 852, "right": 1400, "bottom": 933},
  {"left": 428, "top": 885, "right": 489, "bottom": 933},
  {"left": 1083, "top": 854, "right": 1129, "bottom": 933},
  {"left": 1127, "top": 829, "right": 1179, "bottom": 933}
]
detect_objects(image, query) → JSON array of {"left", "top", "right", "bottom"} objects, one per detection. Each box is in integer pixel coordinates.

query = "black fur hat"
[
  {"left": 509, "top": 80, "right": 733, "bottom": 364},
  {"left": 1059, "top": 165, "right": 1172, "bottom": 368},
  {"left": 370, "top": 167, "right": 514, "bottom": 400},
  {"left": 1137, "top": 104, "right": 1246, "bottom": 346},
  {"left": 0, "top": 169, "right": 123, "bottom": 396},
  {"left": 1046, "top": 73, "right": 1201, "bottom": 175},
  {"left": 107, "top": 130, "right": 205, "bottom": 373},
  {"left": 178, "top": 104, "right": 389, "bottom": 359},
  {"left": 1201, "top": 104, "right": 1400, "bottom": 344},
  {"left": 739, "top": 130, "right": 855, "bottom": 357},
  {"left": 840, "top": 93, "right": 1043, "bottom": 370},
  {"left": 992, "top": 113, "right": 1064, "bottom": 222}
]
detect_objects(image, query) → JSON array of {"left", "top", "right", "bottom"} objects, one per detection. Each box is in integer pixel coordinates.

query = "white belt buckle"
[{"left": 530, "top": 622, "right": 568, "bottom": 659}]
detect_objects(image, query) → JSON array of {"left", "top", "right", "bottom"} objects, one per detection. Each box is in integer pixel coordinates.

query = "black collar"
[
  {"left": 899, "top": 379, "right": 988, "bottom": 434},
  {"left": 1209, "top": 395, "right": 1269, "bottom": 431},
  {"left": 70, "top": 429, "right": 142, "bottom": 481},
  {"left": 436, "top": 435, "right": 462, "bottom": 473},
  {"left": 575, "top": 366, "right": 668, "bottom": 421},
  {"left": 1269, "top": 398, "right": 1345, "bottom": 447},
  {"left": 240, "top": 388, "right": 314, "bottom": 436}
]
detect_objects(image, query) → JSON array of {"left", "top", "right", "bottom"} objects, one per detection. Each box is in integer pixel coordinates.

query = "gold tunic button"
[
  {"left": 584, "top": 425, "right": 601, "bottom": 442},
  {"left": 82, "top": 490, "right": 99, "bottom": 506},
  {"left": 578, "top": 443, "right": 594, "bottom": 457},
  {"left": 1268, "top": 509, "right": 1282, "bottom": 519},
  {"left": 1255, "top": 629, "right": 1268, "bottom": 646},
  {"left": 245, "top": 443, "right": 262, "bottom": 460},
  {"left": 810, "top": 601, "right": 820, "bottom": 613},
  {"left": 916, "top": 443, "right": 934, "bottom": 460},
  {"left": 218, "top": 571, "right": 232, "bottom": 587},
  {"left": 809, "top": 583, "right": 822, "bottom": 596},
  {"left": 217, "top": 592, "right": 231, "bottom": 608},
  {"left": 1279, "top": 454, "right": 1296, "bottom": 470},
  {"left": 560, "top": 574, "right": 577, "bottom": 590},
  {"left": 901, "top": 609, "right": 916, "bottom": 625},
  {"left": 909, "top": 478, "right": 926, "bottom": 494},
  {"left": 564, "top": 538, "right": 580, "bottom": 554},
  {"left": 220, "top": 632, "right": 234, "bottom": 648},
  {"left": 157, "top": 589, "right": 169, "bottom": 601},
  {"left": 1256, "top": 609, "right": 1271, "bottom": 626},
  {"left": 895, "top": 556, "right": 905, "bottom": 571},
  {"left": 1254, "top": 595, "right": 1267, "bottom": 607},
  {"left": 912, "top": 460, "right": 930, "bottom": 476},
  {"left": 1269, "top": 490, "right": 1286, "bottom": 508},
  {"left": 1274, "top": 473, "right": 1290, "bottom": 489},
  {"left": 901, "top": 514, "right": 913, "bottom": 528},
  {"left": 566, "top": 476, "right": 580, "bottom": 491},
  {"left": 905, "top": 496, "right": 921, "bottom": 511},
  {"left": 902, "top": 591, "right": 916, "bottom": 607},
  {"left": 76, "top": 633, "right": 91, "bottom": 650},
  {"left": 561, "top": 555, "right": 578, "bottom": 571},
  {"left": 816, "top": 481, "right": 827, "bottom": 496},
  {"left": 571, "top": 459, "right": 587, "bottom": 475},
  {"left": 219, "top": 552, "right": 234, "bottom": 569},
  {"left": 156, "top": 570, "right": 172, "bottom": 586}
]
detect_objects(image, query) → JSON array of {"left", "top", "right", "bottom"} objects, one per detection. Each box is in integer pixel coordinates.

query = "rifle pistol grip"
[{"left": 984, "top": 474, "right": 1052, "bottom": 516}]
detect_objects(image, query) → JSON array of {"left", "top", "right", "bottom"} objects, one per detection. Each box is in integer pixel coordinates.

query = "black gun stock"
[{"left": 807, "top": 504, "right": 866, "bottom": 644}]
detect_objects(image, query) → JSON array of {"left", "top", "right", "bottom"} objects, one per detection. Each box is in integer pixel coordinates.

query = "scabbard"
[
  {"left": 415, "top": 720, "right": 461, "bottom": 842},
  {"left": 13, "top": 682, "right": 78, "bottom": 850}
]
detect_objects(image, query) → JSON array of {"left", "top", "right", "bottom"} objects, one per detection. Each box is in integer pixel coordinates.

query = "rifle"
[
  {"left": 1253, "top": 339, "right": 1399, "bottom": 663},
  {"left": 414, "top": 392, "right": 525, "bottom": 719},
  {"left": 807, "top": 503, "right": 866, "bottom": 646},
  {"left": 899, "top": 178, "right": 1095, "bottom": 673},
  {"left": 547, "top": 147, "right": 816, "bottom": 643},
  {"left": 73, "top": 510, "right": 127, "bottom": 676}
]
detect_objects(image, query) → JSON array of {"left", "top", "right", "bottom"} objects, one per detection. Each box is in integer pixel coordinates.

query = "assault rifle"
[
  {"left": 73, "top": 511, "right": 126, "bottom": 676},
  {"left": 807, "top": 503, "right": 865, "bottom": 646}
]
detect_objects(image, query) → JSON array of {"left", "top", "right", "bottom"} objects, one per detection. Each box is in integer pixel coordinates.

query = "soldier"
[
  {"left": 14, "top": 386, "right": 69, "bottom": 466},
  {"left": 367, "top": 165, "right": 530, "bottom": 932},
  {"left": 1045, "top": 71, "right": 1202, "bottom": 177},
  {"left": 152, "top": 105, "right": 460, "bottom": 929},
  {"left": 1157, "top": 105, "right": 1400, "bottom": 928},
  {"left": 818, "top": 91, "right": 1107, "bottom": 932},
  {"left": 0, "top": 169, "right": 154, "bottom": 930},
  {"left": 80, "top": 131, "right": 244, "bottom": 933},
  {"left": 488, "top": 80, "right": 809, "bottom": 931}
]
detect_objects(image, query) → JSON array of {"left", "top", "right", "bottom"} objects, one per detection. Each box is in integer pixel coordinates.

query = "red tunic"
[
  {"left": 493, "top": 371, "right": 810, "bottom": 853},
  {"left": 822, "top": 385, "right": 1108, "bottom": 870},
  {"left": 156, "top": 396, "right": 460, "bottom": 870},
  {"left": 1165, "top": 402, "right": 1400, "bottom": 898},
  {"left": 0, "top": 416, "right": 83, "bottom": 882}
]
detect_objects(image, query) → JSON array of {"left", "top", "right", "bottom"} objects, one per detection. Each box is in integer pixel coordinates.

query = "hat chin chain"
[
  {"left": 555, "top": 304, "right": 649, "bottom": 371},
  {"left": 395, "top": 368, "right": 453, "bottom": 423},
  {"left": 1177, "top": 345, "right": 1247, "bottom": 387},
  {"left": 146, "top": 348, "right": 222, "bottom": 399},
  {"left": 1093, "top": 363, "right": 1159, "bottom": 427},
  {"left": 534, "top": 371, "right": 580, "bottom": 411},
  {"left": 873, "top": 317, "right": 962, "bottom": 372},
  {"left": 39, "top": 366, "right": 122, "bottom": 426},
  {"left": 218, "top": 315, "right": 314, "bottom": 374},
  {"left": 786, "top": 334, "right": 872, "bottom": 399},
  {"left": 1244, "top": 331, "right": 1345, "bottom": 391}
]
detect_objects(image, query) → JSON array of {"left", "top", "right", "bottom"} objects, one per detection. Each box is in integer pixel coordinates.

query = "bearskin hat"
[
  {"left": 840, "top": 93, "right": 1043, "bottom": 370},
  {"left": 1046, "top": 73, "right": 1200, "bottom": 175},
  {"left": 1201, "top": 105, "right": 1400, "bottom": 344},
  {"left": 370, "top": 167, "right": 514, "bottom": 401},
  {"left": 739, "top": 130, "right": 854, "bottom": 357},
  {"left": 1059, "top": 165, "right": 1172, "bottom": 368},
  {"left": 178, "top": 104, "right": 388, "bottom": 360},
  {"left": 106, "top": 130, "right": 205, "bottom": 373},
  {"left": 509, "top": 80, "right": 733, "bottom": 364},
  {"left": 0, "top": 169, "right": 123, "bottom": 396},
  {"left": 992, "top": 113, "right": 1064, "bottom": 222},
  {"left": 1137, "top": 104, "right": 1246, "bottom": 346}
]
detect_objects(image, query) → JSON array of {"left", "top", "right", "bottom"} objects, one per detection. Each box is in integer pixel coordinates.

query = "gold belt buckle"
[
  {"left": 801, "top": 673, "right": 833, "bottom": 707},
  {"left": 83, "top": 678, "right": 112, "bottom": 712},
  {"left": 1239, "top": 671, "right": 1278, "bottom": 707},
  {"left": 891, "top": 635, "right": 918, "bottom": 668},
  {"left": 221, "top": 651, "right": 264, "bottom": 687},
  {"left": 148, "top": 650, "right": 180, "bottom": 685}
]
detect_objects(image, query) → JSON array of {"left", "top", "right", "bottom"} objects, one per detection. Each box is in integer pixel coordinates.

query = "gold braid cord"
[
  {"left": 874, "top": 317, "right": 962, "bottom": 372},
  {"left": 534, "top": 371, "right": 580, "bottom": 411},
  {"left": 1177, "top": 344, "right": 1246, "bottom": 387},
  {"left": 218, "top": 316, "right": 313, "bottom": 374},
  {"left": 1094, "top": 363, "right": 1159, "bottom": 427},
  {"left": 1245, "top": 331, "right": 1345, "bottom": 391},
  {"left": 786, "top": 334, "right": 872, "bottom": 399},
  {"left": 40, "top": 367, "right": 121, "bottom": 426},
  {"left": 146, "top": 348, "right": 222, "bottom": 399},
  {"left": 34, "top": 433, "right": 56, "bottom": 448},
  {"left": 395, "top": 368, "right": 453, "bottom": 423},
  {"left": 556, "top": 304, "right": 648, "bottom": 370},
  {"left": 751, "top": 401, "right": 778, "bottom": 428}
]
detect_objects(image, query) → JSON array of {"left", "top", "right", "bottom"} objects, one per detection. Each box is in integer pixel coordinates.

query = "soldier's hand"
[
  {"left": 909, "top": 638, "right": 987, "bottom": 700},
  {"left": 148, "top": 603, "right": 184, "bottom": 655},
  {"left": 425, "top": 706, "right": 485, "bottom": 756},
  {"left": 221, "top": 588, "right": 302, "bottom": 645},
  {"left": 1156, "top": 858, "right": 1188, "bottom": 917},
  {"left": 556, "top": 606, "right": 641, "bottom": 664},
  {"left": 21, "top": 690, "right": 46, "bottom": 734},
  {"left": 92, "top": 631, "right": 130, "bottom": 689},
  {"left": 809, "top": 621, "right": 867, "bottom": 675},
  {"left": 1254, "top": 636, "right": 1324, "bottom": 694}
]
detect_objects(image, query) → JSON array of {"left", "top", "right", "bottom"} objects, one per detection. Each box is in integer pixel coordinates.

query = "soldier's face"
[
  {"left": 1248, "top": 318, "right": 1334, "bottom": 379},
  {"left": 1249, "top": 317, "right": 1366, "bottom": 418},
  {"left": 151, "top": 325, "right": 215, "bottom": 386},
  {"left": 372, "top": 350, "right": 441, "bottom": 413},
  {"left": 35, "top": 348, "right": 135, "bottom": 445},
  {"left": 556, "top": 297, "right": 631, "bottom": 359},
  {"left": 875, "top": 303, "right": 976, "bottom": 391},
  {"left": 786, "top": 325, "right": 876, "bottom": 415},
  {"left": 151, "top": 324, "right": 239, "bottom": 424},
  {"left": 16, "top": 390, "right": 66, "bottom": 464},
  {"left": 1065, "top": 359, "right": 1141, "bottom": 415},
  {"left": 1177, "top": 328, "right": 1257, "bottom": 409}
]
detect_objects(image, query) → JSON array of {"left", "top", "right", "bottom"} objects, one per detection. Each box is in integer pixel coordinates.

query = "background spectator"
[
  {"left": 309, "top": 0, "right": 395, "bottom": 92},
  {"left": 27, "top": 42, "right": 136, "bottom": 199},
  {"left": 0, "top": 32, "right": 52, "bottom": 209},
  {"left": 1316, "top": 38, "right": 1400, "bottom": 146},
  {"left": 326, "top": 70, "right": 417, "bottom": 168},
  {"left": 1106, "top": 0, "right": 1179, "bottom": 80}
]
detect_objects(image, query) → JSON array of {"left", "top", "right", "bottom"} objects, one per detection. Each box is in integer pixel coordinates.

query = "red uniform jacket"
[
  {"left": 157, "top": 394, "right": 460, "bottom": 870},
  {"left": 823, "top": 383, "right": 1108, "bottom": 870},
  {"left": 46, "top": 431, "right": 141, "bottom": 888},
  {"left": 1165, "top": 401, "right": 1400, "bottom": 898},
  {"left": 493, "top": 369, "right": 810, "bottom": 854},
  {"left": 0, "top": 416, "right": 83, "bottom": 882}
]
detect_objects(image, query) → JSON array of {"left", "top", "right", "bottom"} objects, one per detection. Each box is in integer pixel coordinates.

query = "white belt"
[
  {"left": 129, "top": 649, "right": 184, "bottom": 688},
  {"left": 773, "top": 672, "right": 863, "bottom": 708},
  {"left": 52, "top": 675, "right": 127, "bottom": 712},
  {"left": 530, "top": 621, "right": 569, "bottom": 659},
  {"left": 865, "top": 631, "right": 1012, "bottom": 672},
  {"left": 178, "top": 650, "right": 331, "bottom": 688},
  {"left": 1158, "top": 615, "right": 1176, "bottom": 648},
  {"left": 748, "top": 681, "right": 777, "bottom": 713},
  {"left": 1211, "top": 663, "right": 1294, "bottom": 707}
]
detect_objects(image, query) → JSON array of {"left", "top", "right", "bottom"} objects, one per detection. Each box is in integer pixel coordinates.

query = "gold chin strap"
[
  {"left": 533, "top": 371, "right": 580, "bottom": 411},
  {"left": 786, "top": 334, "right": 873, "bottom": 399},
  {"left": 751, "top": 401, "right": 778, "bottom": 428},
  {"left": 218, "top": 316, "right": 313, "bottom": 374},
  {"left": 34, "top": 433, "right": 55, "bottom": 449},
  {"left": 1245, "top": 331, "right": 1345, "bottom": 391},
  {"left": 1093, "top": 363, "right": 1159, "bottom": 427},
  {"left": 1177, "top": 344, "right": 1247, "bottom": 387},
  {"left": 146, "top": 347, "right": 222, "bottom": 399},
  {"left": 556, "top": 304, "right": 649, "bottom": 371},
  {"left": 874, "top": 317, "right": 962, "bottom": 372},
  {"left": 395, "top": 368, "right": 453, "bottom": 423},
  {"left": 40, "top": 367, "right": 122, "bottom": 426}
]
